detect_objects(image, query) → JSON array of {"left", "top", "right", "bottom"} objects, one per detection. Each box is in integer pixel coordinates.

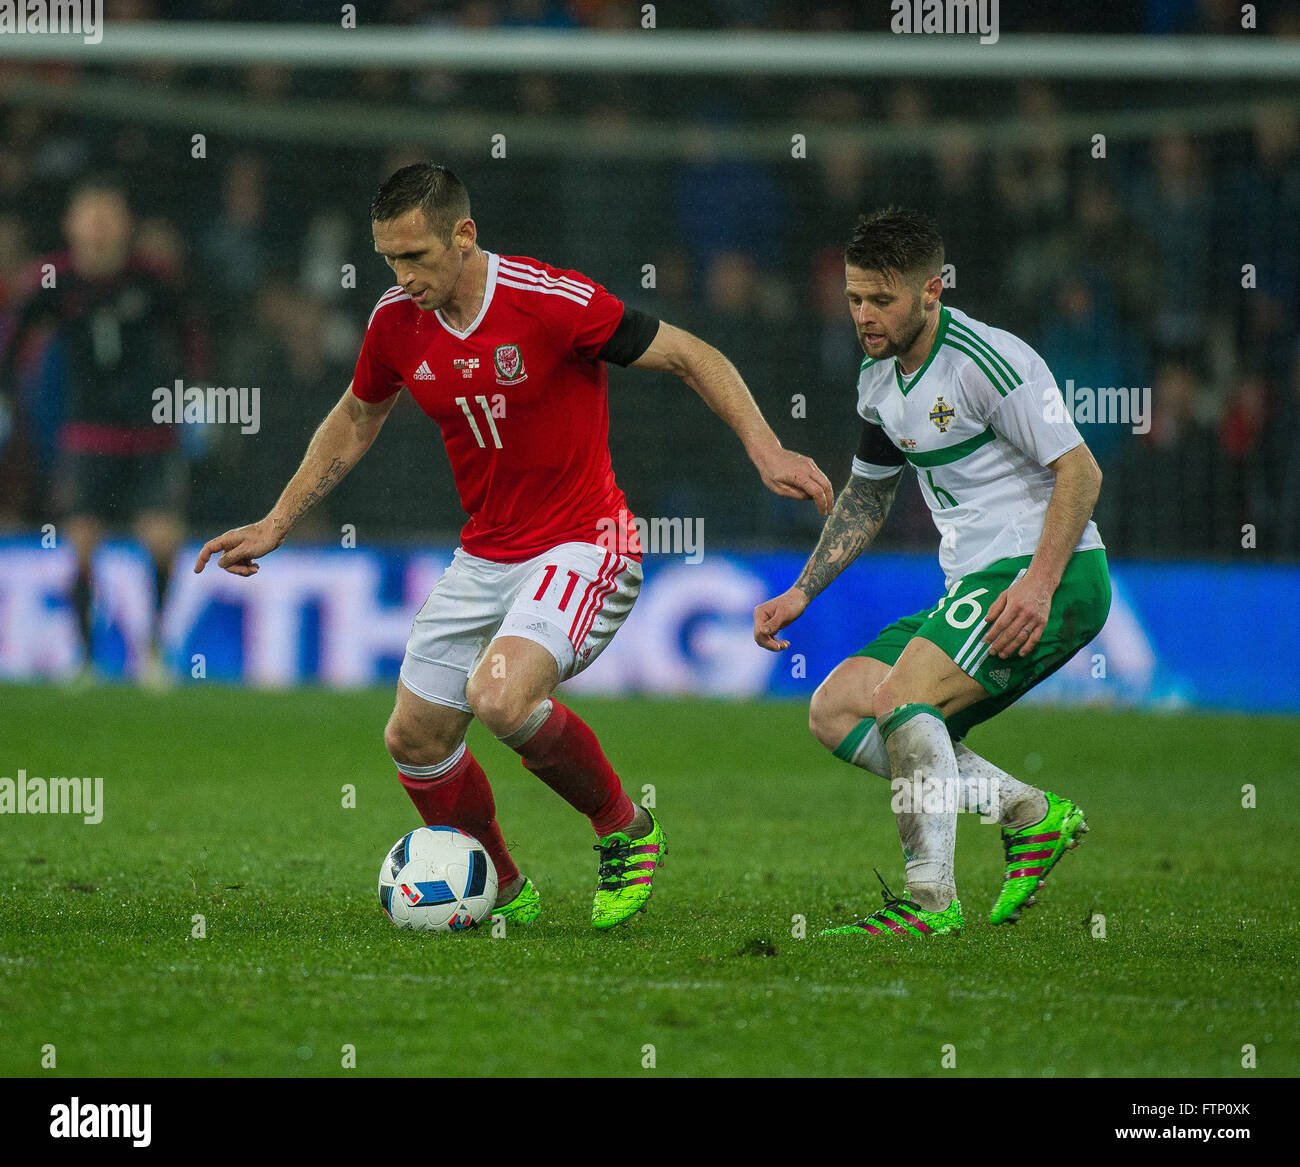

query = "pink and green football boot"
[
  {"left": 990, "top": 791, "right": 1088, "bottom": 924},
  {"left": 822, "top": 872, "right": 964, "bottom": 938},
  {"left": 591, "top": 809, "right": 666, "bottom": 930}
]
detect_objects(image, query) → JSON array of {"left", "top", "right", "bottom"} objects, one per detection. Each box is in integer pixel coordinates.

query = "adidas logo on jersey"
[{"left": 413, "top": 360, "right": 436, "bottom": 381}]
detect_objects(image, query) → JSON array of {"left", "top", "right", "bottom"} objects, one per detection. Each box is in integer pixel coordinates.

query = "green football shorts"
[{"left": 854, "top": 549, "right": 1111, "bottom": 739}]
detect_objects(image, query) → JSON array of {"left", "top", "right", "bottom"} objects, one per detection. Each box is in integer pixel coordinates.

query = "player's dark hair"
[
  {"left": 845, "top": 208, "right": 944, "bottom": 286},
  {"left": 369, "top": 163, "right": 471, "bottom": 243}
]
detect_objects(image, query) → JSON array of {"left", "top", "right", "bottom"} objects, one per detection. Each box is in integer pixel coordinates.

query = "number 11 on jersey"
[{"left": 456, "top": 395, "right": 503, "bottom": 449}]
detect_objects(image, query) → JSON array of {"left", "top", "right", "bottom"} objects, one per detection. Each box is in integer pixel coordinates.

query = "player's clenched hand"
[
  {"left": 982, "top": 575, "right": 1052, "bottom": 659},
  {"left": 753, "top": 588, "right": 809, "bottom": 652},
  {"left": 753, "top": 448, "right": 834, "bottom": 515},
  {"left": 193, "top": 519, "right": 285, "bottom": 577}
]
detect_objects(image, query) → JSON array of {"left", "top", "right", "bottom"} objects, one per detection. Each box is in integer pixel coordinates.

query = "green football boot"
[
  {"left": 591, "top": 810, "right": 666, "bottom": 930},
  {"left": 491, "top": 876, "right": 541, "bottom": 925},
  {"left": 822, "top": 872, "right": 964, "bottom": 938},
  {"left": 990, "top": 791, "right": 1088, "bottom": 925}
]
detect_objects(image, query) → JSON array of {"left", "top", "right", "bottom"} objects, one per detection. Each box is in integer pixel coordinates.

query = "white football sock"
[
  {"left": 952, "top": 742, "right": 1048, "bottom": 830},
  {"left": 847, "top": 721, "right": 1048, "bottom": 833},
  {"left": 882, "top": 706, "right": 958, "bottom": 913},
  {"left": 846, "top": 721, "right": 889, "bottom": 777}
]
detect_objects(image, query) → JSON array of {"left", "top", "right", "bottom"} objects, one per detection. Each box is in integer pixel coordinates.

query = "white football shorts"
[{"left": 399, "top": 541, "right": 642, "bottom": 712}]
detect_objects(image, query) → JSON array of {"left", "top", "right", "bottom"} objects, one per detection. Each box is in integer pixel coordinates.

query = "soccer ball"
[{"left": 378, "top": 826, "right": 497, "bottom": 932}]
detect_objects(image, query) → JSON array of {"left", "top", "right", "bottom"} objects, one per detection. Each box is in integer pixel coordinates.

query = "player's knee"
[
  {"left": 384, "top": 713, "right": 456, "bottom": 770},
  {"left": 463, "top": 677, "right": 530, "bottom": 738},
  {"left": 808, "top": 682, "right": 843, "bottom": 751},
  {"left": 383, "top": 716, "right": 421, "bottom": 767},
  {"left": 871, "top": 680, "right": 902, "bottom": 724}
]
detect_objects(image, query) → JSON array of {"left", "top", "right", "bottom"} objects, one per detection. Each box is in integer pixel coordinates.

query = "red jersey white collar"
[{"left": 434, "top": 251, "right": 499, "bottom": 340}]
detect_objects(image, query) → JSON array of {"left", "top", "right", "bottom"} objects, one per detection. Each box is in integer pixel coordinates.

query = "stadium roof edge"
[{"left": 0, "top": 26, "right": 1298, "bottom": 80}]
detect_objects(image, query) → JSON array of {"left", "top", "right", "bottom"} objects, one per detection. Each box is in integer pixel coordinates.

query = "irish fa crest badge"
[
  {"left": 494, "top": 343, "right": 527, "bottom": 385},
  {"left": 929, "top": 396, "right": 956, "bottom": 432}
]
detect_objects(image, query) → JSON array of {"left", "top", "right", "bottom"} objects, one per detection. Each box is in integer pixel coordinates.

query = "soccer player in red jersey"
[{"left": 195, "top": 163, "right": 832, "bottom": 929}]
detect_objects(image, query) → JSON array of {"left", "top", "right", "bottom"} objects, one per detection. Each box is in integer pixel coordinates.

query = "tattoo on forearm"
[
  {"left": 288, "top": 457, "right": 348, "bottom": 523},
  {"left": 794, "top": 472, "right": 899, "bottom": 600}
]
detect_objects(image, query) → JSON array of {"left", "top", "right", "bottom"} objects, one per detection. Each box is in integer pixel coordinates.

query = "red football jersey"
[{"left": 352, "top": 252, "right": 640, "bottom": 562}]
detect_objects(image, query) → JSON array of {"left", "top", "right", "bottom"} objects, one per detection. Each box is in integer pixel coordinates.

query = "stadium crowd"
[{"left": 0, "top": 2, "right": 1296, "bottom": 558}]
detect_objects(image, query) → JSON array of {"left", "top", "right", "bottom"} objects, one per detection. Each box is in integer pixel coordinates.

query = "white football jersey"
[{"left": 852, "top": 305, "right": 1104, "bottom": 586}]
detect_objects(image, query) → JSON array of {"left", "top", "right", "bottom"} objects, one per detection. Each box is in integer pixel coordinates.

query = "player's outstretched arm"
[
  {"left": 982, "top": 441, "right": 1102, "bottom": 658},
  {"left": 631, "top": 321, "right": 833, "bottom": 515},
  {"left": 194, "top": 384, "right": 399, "bottom": 576},
  {"left": 753, "top": 469, "right": 902, "bottom": 651}
]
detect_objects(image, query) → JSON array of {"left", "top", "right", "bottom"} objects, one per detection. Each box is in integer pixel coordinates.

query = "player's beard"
[{"left": 862, "top": 304, "right": 928, "bottom": 361}]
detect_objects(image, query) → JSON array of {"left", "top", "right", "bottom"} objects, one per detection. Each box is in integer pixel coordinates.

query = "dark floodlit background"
[{"left": 1, "top": 2, "right": 1297, "bottom": 555}]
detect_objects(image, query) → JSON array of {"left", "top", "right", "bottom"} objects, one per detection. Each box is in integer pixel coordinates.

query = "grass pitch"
[{"left": 1, "top": 685, "right": 1296, "bottom": 1078}]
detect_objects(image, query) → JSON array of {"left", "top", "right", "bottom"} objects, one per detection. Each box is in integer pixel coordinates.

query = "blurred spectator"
[
  {"left": 788, "top": 132, "right": 874, "bottom": 271},
  {"left": 1129, "top": 133, "right": 1215, "bottom": 364},
  {"left": 807, "top": 248, "right": 858, "bottom": 391},
  {"left": 928, "top": 129, "right": 1001, "bottom": 306},
  {"left": 206, "top": 285, "right": 348, "bottom": 536},
  {"left": 994, "top": 85, "right": 1072, "bottom": 241},
  {"left": 0, "top": 214, "right": 36, "bottom": 521},
  {"left": 198, "top": 153, "right": 273, "bottom": 344},
  {"left": 0, "top": 213, "right": 32, "bottom": 309},
  {"left": 653, "top": 250, "right": 781, "bottom": 540},
  {"left": 1220, "top": 371, "right": 1275, "bottom": 551},
  {"left": 1037, "top": 275, "right": 1148, "bottom": 474},
  {"left": 298, "top": 208, "right": 354, "bottom": 304},
  {"left": 882, "top": 84, "right": 939, "bottom": 208},
  {"left": 1075, "top": 178, "right": 1159, "bottom": 330},
  {"left": 1109, "top": 361, "right": 1226, "bottom": 557},
  {"left": 133, "top": 217, "right": 188, "bottom": 280},
  {"left": 1223, "top": 106, "right": 1300, "bottom": 386},
  {"left": 675, "top": 106, "right": 788, "bottom": 271},
  {"left": 0, "top": 177, "right": 206, "bottom": 679}
]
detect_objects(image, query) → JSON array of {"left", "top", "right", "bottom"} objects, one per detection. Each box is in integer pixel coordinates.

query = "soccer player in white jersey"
[{"left": 754, "top": 208, "right": 1111, "bottom": 937}]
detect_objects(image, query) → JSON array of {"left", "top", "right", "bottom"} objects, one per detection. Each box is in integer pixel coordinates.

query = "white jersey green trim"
[
  {"left": 944, "top": 318, "right": 1023, "bottom": 397},
  {"left": 904, "top": 424, "right": 997, "bottom": 467},
  {"left": 852, "top": 304, "right": 1104, "bottom": 587}
]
